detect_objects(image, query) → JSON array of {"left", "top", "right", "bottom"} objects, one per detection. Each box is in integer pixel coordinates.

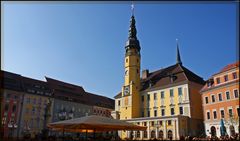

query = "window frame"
[
  {"left": 211, "top": 94, "right": 216, "bottom": 103},
  {"left": 213, "top": 110, "right": 217, "bottom": 119},
  {"left": 233, "top": 89, "right": 239, "bottom": 98},
  {"left": 218, "top": 93, "right": 223, "bottom": 102},
  {"left": 205, "top": 96, "right": 209, "bottom": 104},
  {"left": 170, "top": 89, "right": 174, "bottom": 97},
  {"left": 225, "top": 91, "right": 231, "bottom": 100},
  {"left": 224, "top": 75, "right": 228, "bottom": 82}
]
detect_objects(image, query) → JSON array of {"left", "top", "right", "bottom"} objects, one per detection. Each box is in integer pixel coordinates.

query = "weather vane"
[
  {"left": 176, "top": 38, "right": 179, "bottom": 44},
  {"left": 131, "top": 1, "right": 134, "bottom": 16}
]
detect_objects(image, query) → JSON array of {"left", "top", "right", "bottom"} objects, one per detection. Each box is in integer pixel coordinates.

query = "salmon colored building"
[{"left": 200, "top": 61, "right": 239, "bottom": 137}]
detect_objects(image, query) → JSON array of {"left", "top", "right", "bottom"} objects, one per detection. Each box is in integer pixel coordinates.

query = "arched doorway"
[
  {"left": 167, "top": 130, "right": 173, "bottom": 140},
  {"left": 151, "top": 130, "right": 155, "bottom": 138},
  {"left": 229, "top": 125, "right": 235, "bottom": 136},
  {"left": 159, "top": 130, "right": 163, "bottom": 139},
  {"left": 136, "top": 131, "right": 140, "bottom": 138},
  {"left": 143, "top": 131, "right": 147, "bottom": 138},
  {"left": 129, "top": 131, "right": 133, "bottom": 139},
  {"left": 210, "top": 126, "right": 216, "bottom": 137}
]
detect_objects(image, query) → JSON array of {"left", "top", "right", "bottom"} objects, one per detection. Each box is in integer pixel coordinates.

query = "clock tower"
[{"left": 120, "top": 14, "right": 141, "bottom": 119}]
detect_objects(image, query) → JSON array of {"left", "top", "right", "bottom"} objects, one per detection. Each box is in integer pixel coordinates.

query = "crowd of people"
[{"left": 2, "top": 133, "right": 240, "bottom": 141}]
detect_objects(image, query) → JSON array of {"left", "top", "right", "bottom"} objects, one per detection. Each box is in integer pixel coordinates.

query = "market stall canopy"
[{"left": 48, "top": 115, "right": 147, "bottom": 132}]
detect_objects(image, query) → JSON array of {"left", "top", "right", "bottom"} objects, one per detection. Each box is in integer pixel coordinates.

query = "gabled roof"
[
  {"left": 46, "top": 77, "right": 114, "bottom": 109},
  {"left": 0, "top": 70, "right": 22, "bottom": 91},
  {"left": 214, "top": 61, "right": 239, "bottom": 76},
  {"left": 201, "top": 61, "right": 239, "bottom": 92},
  {"left": 114, "top": 92, "right": 122, "bottom": 99},
  {"left": 140, "top": 64, "right": 205, "bottom": 91},
  {"left": 114, "top": 64, "right": 205, "bottom": 98},
  {"left": 86, "top": 92, "right": 114, "bottom": 109}
]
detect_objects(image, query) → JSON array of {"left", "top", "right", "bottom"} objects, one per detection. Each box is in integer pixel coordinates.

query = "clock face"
[{"left": 124, "top": 86, "right": 130, "bottom": 95}]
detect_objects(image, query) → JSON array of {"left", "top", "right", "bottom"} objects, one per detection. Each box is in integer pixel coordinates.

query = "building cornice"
[
  {"left": 200, "top": 79, "right": 239, "bottom": 93},
  {"left": 124, "top": 115, "right": 189, "bottom": 122},
  {"left": 140, "top": 80, "right": 189, "bottom": 94}
]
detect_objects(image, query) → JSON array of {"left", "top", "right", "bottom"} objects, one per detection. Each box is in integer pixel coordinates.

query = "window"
[
  {"left": 220, "top": 110, "right": 225, "bottom": 118},
  {"left": 205, "top": 97, "right": 209, "bottom": 104},
  {"left": 147, "top": 95, "right": 150, "bottom": 101},
  {"left": 224, "top": 75, "right": 228, "bottom": 82},
  {"left": 154, "top": 93, "right": 157, "bottom": 100},
  {"left": 226, "top": 91, "right": 230, "bottom": 100},
  {"left": 154, "top": 110, "right": 157, "bottom": 117},
  {"left": 143, "top": 131, "right": 147, "bottom": 138},
  {"left": 168, "top": 120, "right": 171, "bottom": 125},
  {"left": 33, "top": 98, "right": 36, "bottom": 104},
  {"left": 4, "top": 104, "right": 9, "bottom": 112},
  {"left": 178, "top": 87, "right": 182, "bottom": 96},
  {"left": 211, "top": 95, "right": 215, "bottom": 103},
  {"left": 151, "top": 121, "right": 154, "bottom": 126},
  {"left": 126, "top": 59, "right": 128, "bottom": 63},
  {"left": 234, "top": 89, "right": 239, "bottom": 98},
  {"left": 232, "top": 72, "right": 237, "bottom": 79},
  {"left": 179, "top": 107, "right": 183, "bottom": 115},
  {"left": 170, "top": 89, "right": 174, "bottom": 97},
  {"left": 118, "top": 100, "right": 121, "bottom": 106},
  {"left": 32, "top": 107, "right": 35, "bottom": 114},
  {"left": 216, "top": 77, "right": 220, "bottom": 84},
  {"left": 161, "top": 91, "right": 164, "bottom": 99},
  {"left": 207, "top": 112, "right": 210, "bottom": 119},
  {"left": 141, "top": 112, "right": 144, "bottom": 117},
  {"left": 26, "top": 97, "right": 30, "bottom": 103},
  {"left": 218, "top": 93, "right": 222, "bottom": 101},
  {"left": 12, "top": 105, "right": 16, "bottom": 112},
  {"left": 14, "top": 95, "right": 18, "bottom": 100},
  {"left": 144, "top": 122, "right": 147, "bottom": 126},
  {"left": 141, "top": 96, "right": 144, "bottom": 102},
  {"left": 171, "top": 108, "right": 175, "bottom": 115},
  {"left": 147, "top": 111, "right": 150, "bottom": 117},
  {"left": 229, "top": 109, "right": 233, "bottom": 117},
  {"left": 159, "top": 121, "right": 163, "bottom": 126},
  {"left": 213, "top": 111, "right": 217, "bottom": 119},
  {"left": 161, "top": 109, "right": 165, "bottom": 116}
]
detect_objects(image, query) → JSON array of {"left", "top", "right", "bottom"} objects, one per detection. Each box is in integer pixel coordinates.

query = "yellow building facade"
[{"left": 112, "top": 13, "right": 206, "bottom": 140}]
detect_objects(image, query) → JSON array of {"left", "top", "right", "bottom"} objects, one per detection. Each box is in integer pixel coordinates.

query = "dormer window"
[
  {"left": 207, "top": 78, "right": 214, "bottom": 87},
  {"left": 170, "top": 74, "right": 177, "bottom": 83},
  {"left": 216, "top": 77, "right": 220, "bottom": 84},
  {"left": 232, "top": 72, "right": 237, "bottom": 79},
  {"left": 149, "top": 80, "right": 153, "bottom": 87},
  {"left": 224, "top": 75, "right": 228, "bottom": 82}
]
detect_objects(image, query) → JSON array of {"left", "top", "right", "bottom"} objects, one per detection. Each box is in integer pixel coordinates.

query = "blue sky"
[{"left": 2, "top": 2, "right": 238, "bottom": 98}]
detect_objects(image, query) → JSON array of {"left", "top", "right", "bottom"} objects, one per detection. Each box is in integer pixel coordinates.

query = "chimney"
[{"left": 142, "top": 69, "right": 149, "bottom": 79}]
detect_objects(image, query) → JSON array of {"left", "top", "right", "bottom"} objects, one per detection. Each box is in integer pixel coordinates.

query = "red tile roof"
[
  {"left": 219, "top": 61, "right": 239, "bottom": 74},
  {"left": 114, "top": 64, "right": 205, "bottom": 98}
]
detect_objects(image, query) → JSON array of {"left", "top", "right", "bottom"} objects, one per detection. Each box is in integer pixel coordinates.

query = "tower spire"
[
  {"left": 176, "top": 38, "right": 182, "bottom": 65},
  {"left": 131, "top": 1, "right": 134, "bottom": 16},
  {"left": 125, "top": 2, "right": 140, "bottom": 51}
]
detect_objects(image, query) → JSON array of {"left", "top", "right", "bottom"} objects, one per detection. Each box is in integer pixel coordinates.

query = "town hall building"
[{"left": 112, "top": 10, "right": 206, "bottom": 140}]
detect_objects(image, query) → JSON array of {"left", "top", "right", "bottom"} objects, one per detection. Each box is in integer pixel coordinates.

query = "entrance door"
[{"left": 210, "top": 126, "right": 216, "bottom": 137}]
